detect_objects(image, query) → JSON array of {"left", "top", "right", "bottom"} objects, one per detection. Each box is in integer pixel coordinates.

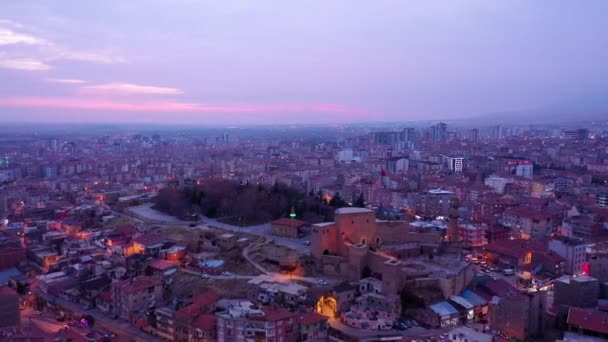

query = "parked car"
[
  {"left": 318, "top": 279, "right": 328, "bottom": 286},
  {"left": 503, "top": 269, "right": 514, "bottom": 276},
  {"left": 302, "top": 240, "right": 311, "bottom": 246},
  {"left": 201, "top": 273, "right": 211, "bottom": 279},
  {"left": 221, "top": 271, "right": 232, "bottom": 277}
]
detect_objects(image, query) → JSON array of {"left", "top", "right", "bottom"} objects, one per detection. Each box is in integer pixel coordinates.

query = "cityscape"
[{"left": 1, "top": 1, "right": 608, "bottom": 342}]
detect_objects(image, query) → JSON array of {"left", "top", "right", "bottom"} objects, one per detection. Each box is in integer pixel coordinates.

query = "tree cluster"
[{"left": 152, "top": 178, "right": 365, "bottom": 224}]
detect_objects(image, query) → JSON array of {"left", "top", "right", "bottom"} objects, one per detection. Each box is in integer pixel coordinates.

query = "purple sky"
[{"left": 1, "top": 1, "right": 607, "bottom": 124}]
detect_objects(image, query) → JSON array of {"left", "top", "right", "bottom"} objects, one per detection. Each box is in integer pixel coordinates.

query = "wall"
[{"left": 311, "top": 224, "right": 337, "bottom": 259}]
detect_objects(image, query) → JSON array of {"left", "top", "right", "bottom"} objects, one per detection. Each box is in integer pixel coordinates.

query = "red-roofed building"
[
  {"left": 112, "top": 276, "right": 162, "bottom": 320},
  {"left": 297, "top": 311, "right": 328, "bottom": 341},
  {"left": 499, "top": 207, "right": 560, "bottom": 241},
  {"left": 0, "top": 247, "right": 26, "bottom": 271},
  {"left": 174, "top": 291, "right": 219, "bottom": 342},
  {"left": 567, "top": 308, "right": 608, "bottom": 338},
  {"left": 124, "top": 233, "right": 167, "bottom": 257},
  {"left": 96, "top": 291, "right": 113, "bottom": 314},
  {"left": 485, "top": 239, "right": 547, "bottom": 268},
  {"left": 147, "top": 259, "right": 179, "bottom": 277},
  {"left": 217, "top": 306, "right": 297, "bottom": 341},
  {"left": 114, "top": 224, "right": 138, "bottom": 237},
  {"left": 191, "top": 314, "right": 217, "bottom": 342},
  {"left": 0, "top": 287, "right": 20, "bottom": 328},
  {"left": 270, "top": 217, "right": 308, "bottom": 239}
]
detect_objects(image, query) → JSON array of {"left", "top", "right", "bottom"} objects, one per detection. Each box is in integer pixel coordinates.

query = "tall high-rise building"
[
  {"left": 446, "top": 157, "right": 464, "bottom": 173},
  {"left": 562, "top": 129, "right": 588, "bottom": 140},
  {"left": 516, "top": 164, "right": 533, "bottom": 179},
  {"left": 402, "top": 127, "right": 415, "bottom": 142},
  {"left": 469, "top": 129, "right": 479, "bottom": 143},
  {"left": 431, "top": 122, "right": 448, "bottom": 142},
  {"left": 493, "top": 125, "right": 502, "bottom": 140},
  {"left": 49, "top": 138, "right": 58, "bottom": 152}
]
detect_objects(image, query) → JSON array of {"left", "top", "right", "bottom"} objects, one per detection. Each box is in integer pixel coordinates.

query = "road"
[
  {"left": 181, "top": 267, "right": 257, "bottom": 280},
  {"left": 122, "top": 203, "right": 312, "bottom": 254},
  {"left": 33, "top": 290, "right": 163, "bottom": 342},
  {"left": 181, "top": 241, "right": 337, "bottom": 287},
  {"left": 328, "top": 318, "right": 451, "bottom": 340},
  {"left": 200, "top": 218, "right": 312, "bottom": 254}
]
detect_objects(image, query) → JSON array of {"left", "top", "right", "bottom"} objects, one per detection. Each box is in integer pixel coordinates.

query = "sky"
[{"left": 0, "top": 0, "right": 607, "bottom": 125}]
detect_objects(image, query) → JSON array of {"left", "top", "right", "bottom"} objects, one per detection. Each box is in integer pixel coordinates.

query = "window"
[
  {"left": 375, "top": 237, "right": 381, "bottom": 244},
  {"left": 361, "top": 238, "right": 366, "bottom": 244},
  {"left": 195, "top": 329, "right": 203, "bottom": 338}
]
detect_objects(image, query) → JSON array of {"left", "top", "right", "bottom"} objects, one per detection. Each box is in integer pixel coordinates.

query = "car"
[
  {"left": 201, "top": 273, "right": 211, "bottom": 279},
  {"left": 411, "top": 320, "right": 419, "bottom": 326},
  {"left": 35, "top": 310, "right": 43, "bottom": 315},
  {"left": 302, "top": 240, "right": 311, "bottom": 246},
  {"left": 394, "top": 322, "right": 407, "bottom": 330},
  {"left": 189, "top": 223, "right": 197, "bottom": 227},
  {"left": 82, "top": 304, "right": 93, "bottom": 310},
  {"left": 490, "top": 267, "right": 498, "bottom": 272},
  {"left": 318, "top": 279, "right": 328, "bottom": 286},
  {"left": 104, "top": 331, "right": 117, "bottom": 338},
  {"left": 221, "top": 271, "right": 232, "bottom": 277},
  {"left": 503, "top": 269, "right": 515, "bottom": 276}
]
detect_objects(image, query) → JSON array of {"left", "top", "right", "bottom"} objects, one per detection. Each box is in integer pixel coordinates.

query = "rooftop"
[
  {"left": 191, "top": 314, "right": 217, "bottom": 331},
  {"left": 148, "top": 259, "right": 178, "bottom": 271},
  {"left": 298, "top": 311, "right": 327, "bottom": 325},
  {"left": 112, "top": 275, "right": 161, "bottom": 294},
  {"left": 567, "top": 308, "right": 608, "bottom": 334},
  {"left": 335, "top": 207, "right": 373, "bottom": 214},
  {"left": 430, "top": 301, "right": 459, "bottom": 316},
  {"left": 271, "top": 217, "right": 307, "bottom": 227},
  {"left": 427, "top": 189, "right": 454, "bottom": 195},
  {"left": 557, "top": 275, "right": 598, "bottom": 284},
  {"left": 133, "top": 233, "right": 166, "bottom": 247}
]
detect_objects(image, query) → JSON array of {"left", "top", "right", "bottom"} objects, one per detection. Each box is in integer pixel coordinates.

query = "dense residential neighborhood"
[{"left": 1, "top": 123, "right": 608, "bottom": 342}]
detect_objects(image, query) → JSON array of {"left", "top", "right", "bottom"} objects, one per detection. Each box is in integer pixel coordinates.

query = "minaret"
[
  {"left": 290, "top": 206, "right": 296, "bottom": 219},
  {"left": 447, "top": 198, "right": 460, "bottom": 242}
]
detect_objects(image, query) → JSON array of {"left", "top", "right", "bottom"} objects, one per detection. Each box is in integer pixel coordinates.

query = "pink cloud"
[
  {"left": 0, "top": 96, "right": 370, "bottom": 117},
  {"left": 80, "top": 83, "right": 183, "bottom": 96}
]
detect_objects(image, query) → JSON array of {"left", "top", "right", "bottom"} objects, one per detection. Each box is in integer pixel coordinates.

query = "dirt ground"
[
  {"left": 101, "top": 215, "right": 139, "bottom": 229},
  {"left": 222, "top": 249, "right": 263, "bottom": 275},
  {"left": 171, "top": 272, "right": 249, "bottom": 298},
  {"left": 249, "top": 243, "right": 305, "bottom": 272}
]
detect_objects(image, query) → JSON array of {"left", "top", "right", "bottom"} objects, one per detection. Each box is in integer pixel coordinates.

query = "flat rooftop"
[{"left": 335, "top": 207, "right": 373, "bottom": 214}]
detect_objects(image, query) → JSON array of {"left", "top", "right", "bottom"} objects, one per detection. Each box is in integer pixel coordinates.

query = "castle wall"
[{"left": 311, "top": 223, "right": 337, "bottom": 259}]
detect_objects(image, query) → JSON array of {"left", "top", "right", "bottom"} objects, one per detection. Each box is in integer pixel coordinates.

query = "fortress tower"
[{"left": 446, "top": 198, "right": 460, "bottom": 242}]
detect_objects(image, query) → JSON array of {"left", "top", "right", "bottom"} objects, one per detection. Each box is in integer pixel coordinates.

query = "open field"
[{"left": 171, "top": 272, "right": 249, "bottom": 298}]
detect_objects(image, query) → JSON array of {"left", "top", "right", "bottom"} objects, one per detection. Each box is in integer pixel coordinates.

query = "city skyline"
[{"left": 1, "top": 1, "right": 608, "bottom": 124}]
